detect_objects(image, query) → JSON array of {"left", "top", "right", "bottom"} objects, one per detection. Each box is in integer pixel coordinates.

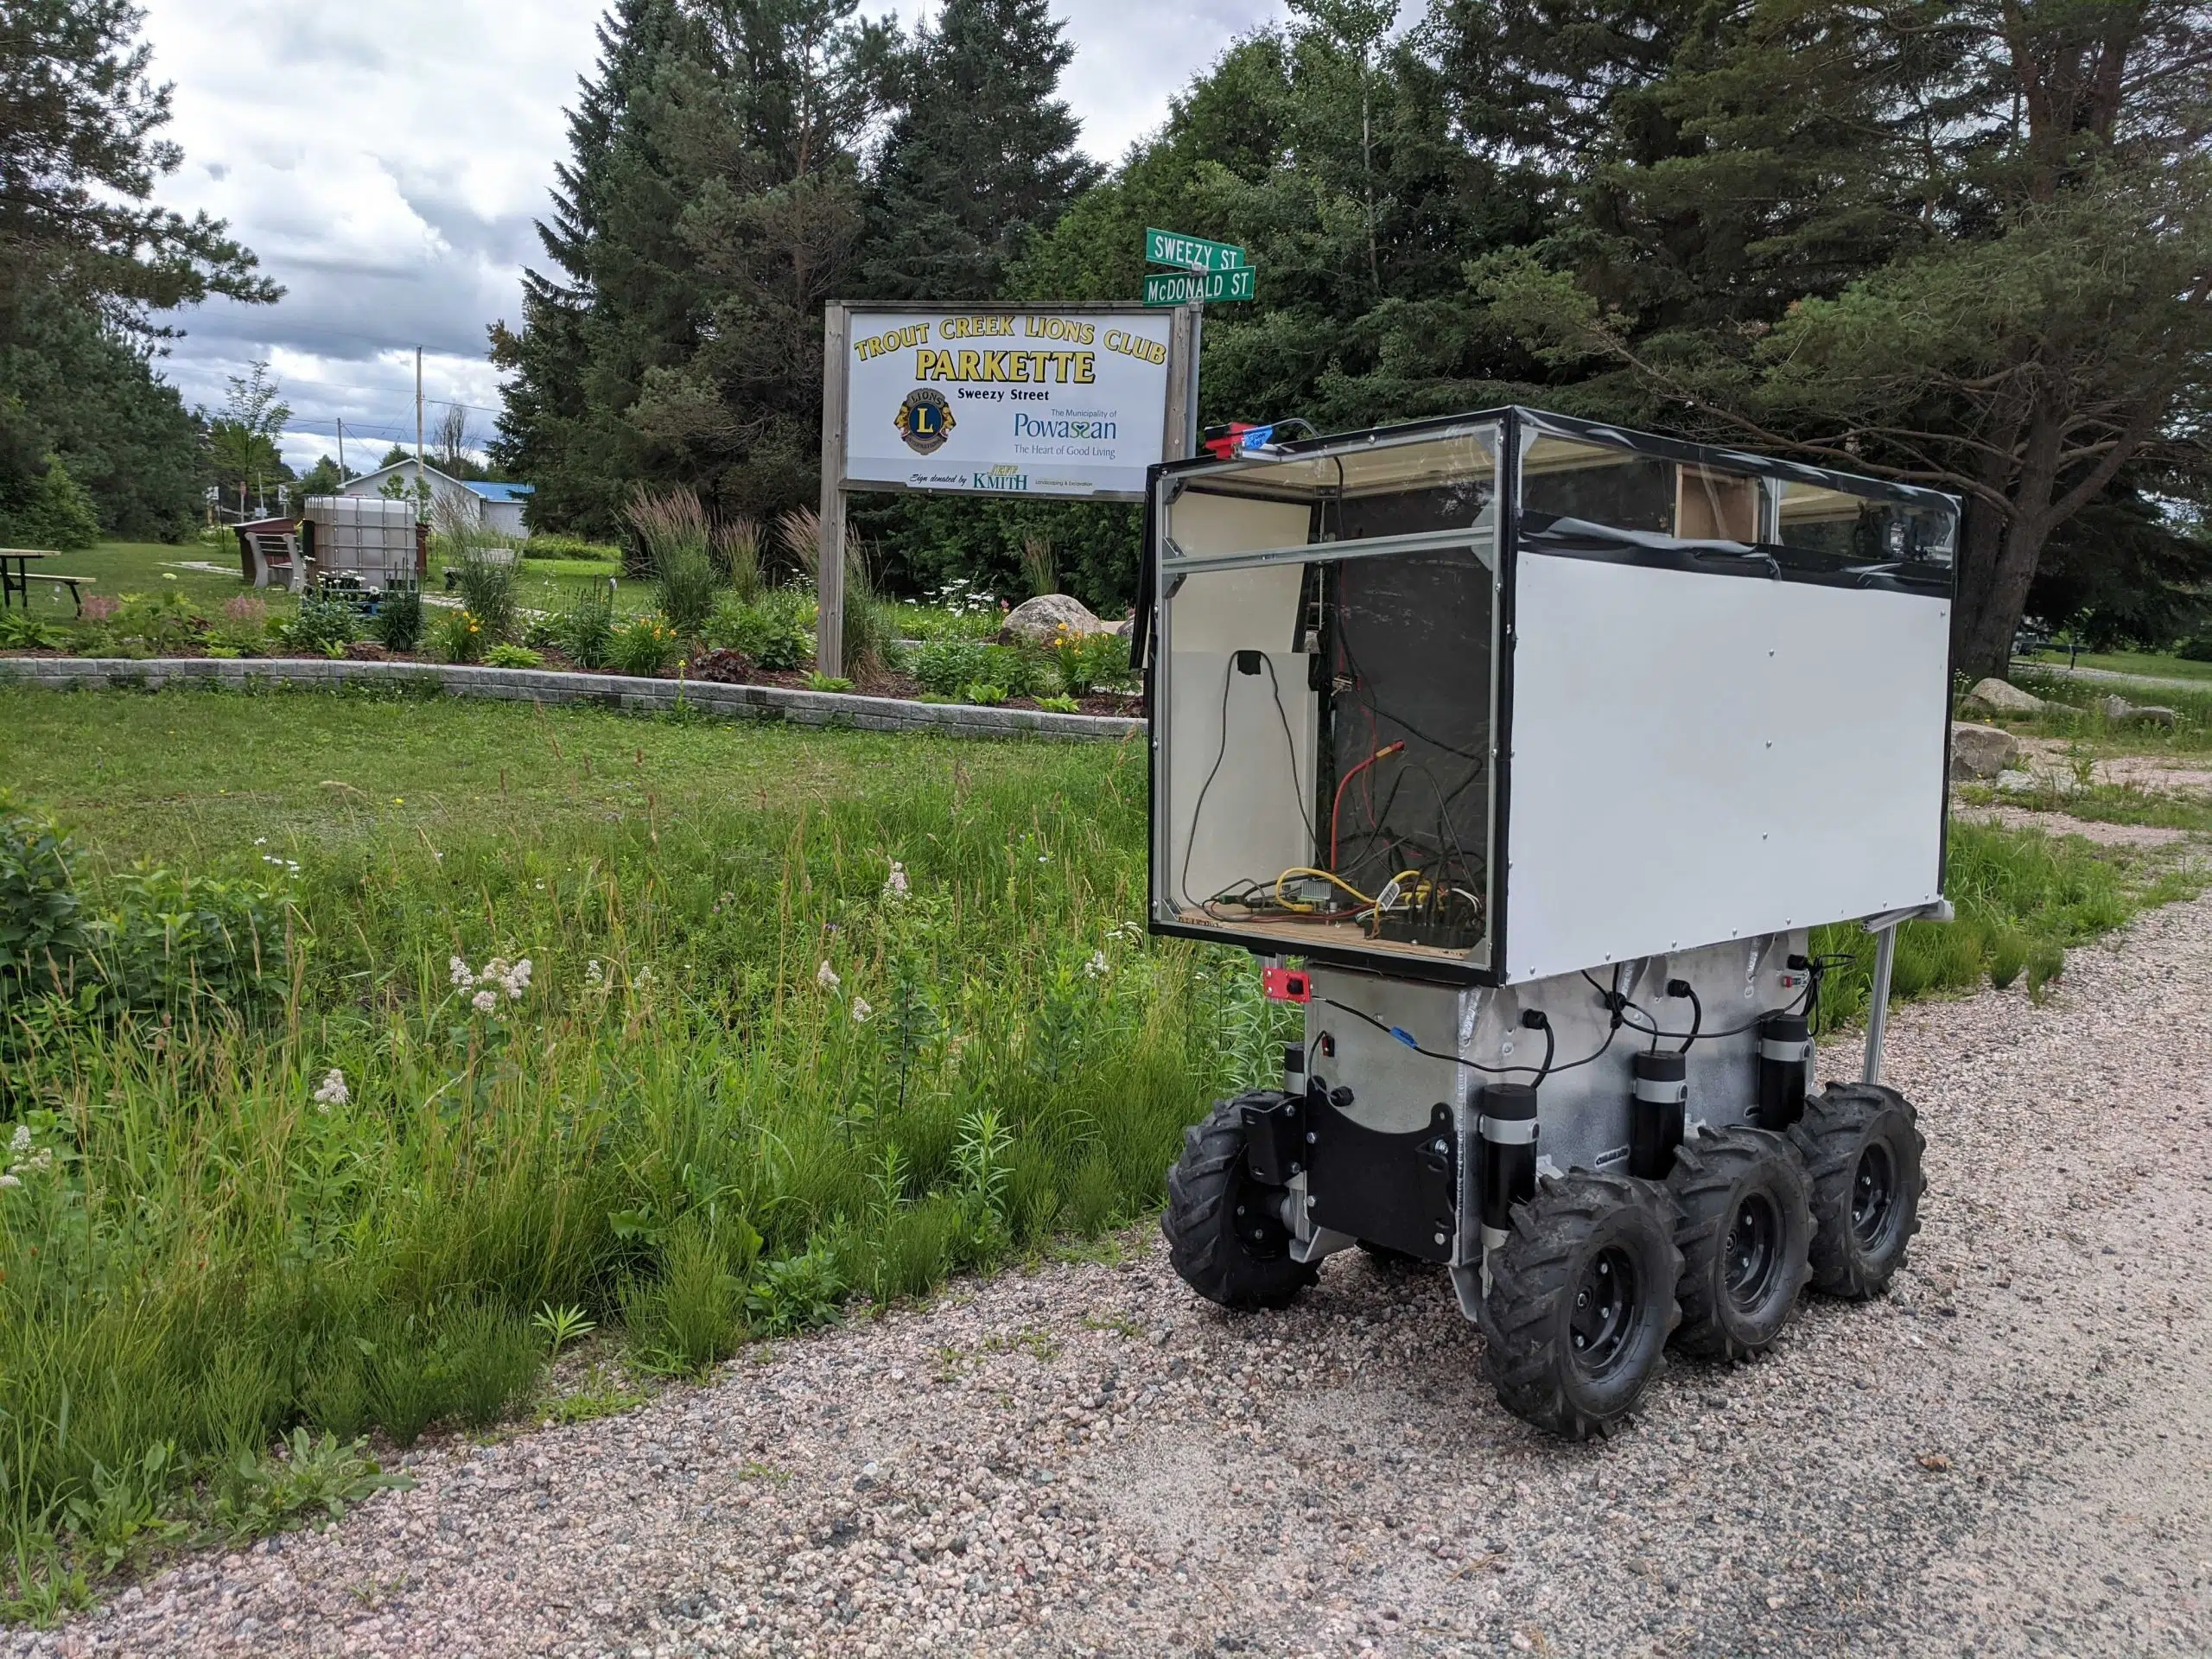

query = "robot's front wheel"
[
  {"left": 1484, "top": 1173, "right": 1681, "bottom": 1440},
  {"left": 1161, "top": 1094, "right": 1318, "bottom": 1311}
]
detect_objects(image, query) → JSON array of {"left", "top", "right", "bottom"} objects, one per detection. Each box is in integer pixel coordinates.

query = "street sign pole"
[
  {"left": 1186, "top": 297, "right": 1203, "bottom": 459},
  {"left": 1142, "top": 229, "right": 1255, "bottom": 465}
]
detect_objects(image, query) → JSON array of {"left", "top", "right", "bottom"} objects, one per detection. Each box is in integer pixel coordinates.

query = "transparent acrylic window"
[{"left": 1156, "top": 427, "right": 1499, "bottom": 965}]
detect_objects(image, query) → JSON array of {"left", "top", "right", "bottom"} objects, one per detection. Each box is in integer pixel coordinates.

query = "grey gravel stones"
[{"left": 24, "top": 897, "right": 2212, "bottom": 1657}]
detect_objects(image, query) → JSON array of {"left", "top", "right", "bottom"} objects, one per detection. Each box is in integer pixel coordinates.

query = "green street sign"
[
  {"left": 1144, "top": 227, "right": 1247, "bottom": 274},
  {"left": 1142, "top": 267, "right": 1257, "bottom": 307}
]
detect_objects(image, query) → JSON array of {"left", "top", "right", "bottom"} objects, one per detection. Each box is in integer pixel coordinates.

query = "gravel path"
[{"left": 30, "top": 899, "right": 2212, "bottom": 1659}]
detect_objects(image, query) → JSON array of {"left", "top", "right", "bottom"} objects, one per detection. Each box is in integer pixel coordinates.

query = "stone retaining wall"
[{"left": 0, "top": 657, "right": 1145, "bottom": 743}]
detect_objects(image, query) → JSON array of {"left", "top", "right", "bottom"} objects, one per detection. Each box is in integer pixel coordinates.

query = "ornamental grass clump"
[{"left": 628, "top": 486, "right": 721, "bottom": 639}]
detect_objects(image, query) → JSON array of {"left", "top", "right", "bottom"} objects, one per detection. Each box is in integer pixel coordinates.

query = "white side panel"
[
  {"left": 1503, "top": 556, "right": 1948, "bottom": 982},
  {"left": 1165, "top": 645, "right": 1314, "bottom": 910}
]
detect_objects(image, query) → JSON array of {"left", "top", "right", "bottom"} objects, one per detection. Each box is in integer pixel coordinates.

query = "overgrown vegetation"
[
  {"left": 0, "top": 682, "right": 2197, "bottom": 1611},
  {"left": 0, "top": 689, "right": 1289, "bottom": 1608}
]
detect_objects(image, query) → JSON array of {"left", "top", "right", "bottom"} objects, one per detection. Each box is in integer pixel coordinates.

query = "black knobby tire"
[
  {"left": 1161, "top": 1094, "right": 1318, "bottom": 1311},
  {"left": 1483, "top": 1172, "right": 1681, "bottom": 1440},
  {"left": 1668, "top": 1125, "right": 1815, "bottom": 1360},
  {"left": 1789, "top": 1082, "right": 1925, "bottom": 1299}
]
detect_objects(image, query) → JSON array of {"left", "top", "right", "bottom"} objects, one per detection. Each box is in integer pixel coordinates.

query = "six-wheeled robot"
[{"left": 1135, "top": 408, "right": 1959, "bottom": 1437}]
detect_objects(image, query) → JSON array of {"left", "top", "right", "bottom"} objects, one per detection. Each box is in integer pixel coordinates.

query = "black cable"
[
  {"left": 1257, "top": 654, "right": 1316, "bottom": 845},
  {"left": 1320, "top": 996, "right": 1603, "bottom": 1081},
  {"left": 1178, "top": 657, "right": 1236, "bottom": 910},
  {"left": 1674, "top": 982, "right": 1703, "bottom": 1053}
]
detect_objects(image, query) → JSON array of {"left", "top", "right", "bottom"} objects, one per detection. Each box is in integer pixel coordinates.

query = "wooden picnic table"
[{"left": 0, "top": 549, "right": 55, "bottom": 612}]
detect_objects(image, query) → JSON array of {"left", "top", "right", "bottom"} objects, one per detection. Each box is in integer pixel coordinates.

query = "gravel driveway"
[{"left": 28, "top": 899, "right": 2212, "bottom": 1659}]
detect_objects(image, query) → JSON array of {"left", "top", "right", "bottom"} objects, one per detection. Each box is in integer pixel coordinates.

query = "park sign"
[
  {"left": 1144, "top": 228, "right": 1247, "bottom": 274},
  {"left": 1142, "top": 267, "right": 1257, "bottom": 307},
  {"left": 837, "top": 306, "right": 1179, "bottom": 499}
]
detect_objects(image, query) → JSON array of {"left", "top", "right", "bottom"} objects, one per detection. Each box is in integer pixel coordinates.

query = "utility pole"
[
  {"left": 415, "top": 347, "right": 425, "bottom": 516},
  {"left": 336, "top": 416, "right": 345, "bottom": 480}
]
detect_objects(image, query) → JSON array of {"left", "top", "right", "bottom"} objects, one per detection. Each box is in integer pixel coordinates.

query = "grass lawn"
[
  {"left": 9, "top": 538, "right": 269, "bottom": 620},
  {"left": 0, "top": 680, "right": 2197, "bottom": 1613},
  {"left": 2016, "top": 646, "right": 2212, "bottom": 684}
]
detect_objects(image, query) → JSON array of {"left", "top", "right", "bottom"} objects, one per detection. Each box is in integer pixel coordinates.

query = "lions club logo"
[{"left": 896, "top": 388, "right": 955, "bottom": 454}]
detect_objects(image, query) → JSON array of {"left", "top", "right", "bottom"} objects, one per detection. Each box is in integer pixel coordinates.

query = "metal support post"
[
  {"left": 1860, "top": 922, "right": 1897, "bottom": 1085},
  {"left": 816, "top": 304, "right": 850, "bottom": 678}
]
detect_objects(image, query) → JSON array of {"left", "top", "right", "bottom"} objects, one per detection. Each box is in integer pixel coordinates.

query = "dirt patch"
[{"left": 1954, "top": 803, "right": 2196, "bottom": 848}]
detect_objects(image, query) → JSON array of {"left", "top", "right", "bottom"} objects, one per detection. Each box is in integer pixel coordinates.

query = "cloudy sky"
[{"left": 137, "top": 0, "right": 1286, "bottom": 474}]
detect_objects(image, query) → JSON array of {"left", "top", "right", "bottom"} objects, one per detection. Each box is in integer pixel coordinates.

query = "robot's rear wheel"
[
  {"left": 1789, "top": 1083, "right": 1925, "bottom": 1299},
  {"left": 1668, "top": 1125, "right": 1815, "bottom": 1359}
]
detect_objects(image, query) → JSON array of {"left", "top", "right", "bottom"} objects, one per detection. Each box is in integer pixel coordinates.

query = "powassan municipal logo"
[
  {"left": 1014, "top": 413, "right": 1117, "bottom": 441},
  {"left": 896, "top": 388, "right": 955, "bottom": 454}
]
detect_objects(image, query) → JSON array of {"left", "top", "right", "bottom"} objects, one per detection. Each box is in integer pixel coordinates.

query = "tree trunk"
[{"left": 1955, "top": 513, "right": 2053, "bottom": 683}]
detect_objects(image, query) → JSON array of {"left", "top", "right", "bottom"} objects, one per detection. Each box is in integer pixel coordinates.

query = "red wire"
[{"left": 1331, "top": 741, "right": 1404, "bottom": 871}]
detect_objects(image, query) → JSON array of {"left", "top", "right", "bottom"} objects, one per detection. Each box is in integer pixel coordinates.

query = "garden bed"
[{"left": 0, "top": 655, "right": 1147, "bottom": 741}]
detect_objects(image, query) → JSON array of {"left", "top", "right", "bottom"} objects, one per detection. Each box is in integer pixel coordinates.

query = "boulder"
[
  {"left": 2095, "top": 694, "right": 2135, "bottom": 722},
  {"left": 1958, "top": 677, "right": 2045, "bottom": 718},
  {"left": 2133, "top": 704, "right": 2179, "bottom": 728},
  {"left": 1001, "top": 593, "right": 1102, "bottom": 644},
  {"left": 1949, "top": 721, "right": 2018, "bottom": 781}
]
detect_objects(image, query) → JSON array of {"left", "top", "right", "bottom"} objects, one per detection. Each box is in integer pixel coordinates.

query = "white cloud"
[{"left": 136, "top": 0, "right": 1287, "bottom": 471}]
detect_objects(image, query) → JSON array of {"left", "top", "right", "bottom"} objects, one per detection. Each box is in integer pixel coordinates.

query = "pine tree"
[
  {"left": 490, "top": 0, "right": 696, "bottom": 533},
  {"left": 859, "top": 0, "right": 1099, "bottom": 301}
]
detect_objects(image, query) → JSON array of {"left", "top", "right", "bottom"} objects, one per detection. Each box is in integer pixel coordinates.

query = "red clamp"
[{"left": 1262, "top": 966, "right": 1311, "bottom": 1003}]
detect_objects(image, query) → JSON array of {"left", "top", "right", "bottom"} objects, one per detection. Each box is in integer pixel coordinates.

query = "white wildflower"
[
  {"left": 585, "top": 959, "right": 604, "bottom": 986},
  {"left": 0, "top": 1174, "right": 16, "bottom": 1190},
  {"left": 449, "top": 956, "right": 474, "bottom": 988},
  {"left": 9, "top": 1124, "right": 28, "bottom": 1155},
  {"left": 850, "top": 997, "right": 874, "bottom": 1024},
  {"left": 483, "top": 957, "right": 511, "bottom": 985},
  {"left": 472, "top": 988, "right": 498, "bottom": 1014},
  {"left": 24, "top": 1149, "right": 52, "bottom": 1173},
  {"left": 883, "top": 861, "right": 910, "bottom": 899},
  {"left": 1083, "top": 950, "right": 1110, "bottom": 979},
  {"left": 816, "top": 960, "right": 841, "bottom": 991},
  {"left": 504, "top": 957, "right": 533, "bottom": 1001},
  {"left": 312, "top": 1068, "right": 349, "bottom": 1109}
]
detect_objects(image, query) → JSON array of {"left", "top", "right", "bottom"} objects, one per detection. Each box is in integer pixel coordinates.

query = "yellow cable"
[{"left": 1273, "top": 868, "right": 1375, "bottom": 911}]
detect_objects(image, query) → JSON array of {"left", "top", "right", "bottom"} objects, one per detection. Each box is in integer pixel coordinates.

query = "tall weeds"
[{"left": 0, "top": 730, "right": 1289, "bottom": 1594}]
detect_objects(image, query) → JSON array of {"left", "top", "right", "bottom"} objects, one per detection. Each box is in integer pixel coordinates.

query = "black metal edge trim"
[
  {"left": 1513, "top": 407, "right": 1961, "bottom": 511},
  {"left": 1516, "top": 530, "right": 1955, "bottom": 598},
  {"left": 1145, "top": 918, "right": 1500, "bottom": 988},
  {"left": 1151, "top": 403, "right": 1960, "bottom": 514}
]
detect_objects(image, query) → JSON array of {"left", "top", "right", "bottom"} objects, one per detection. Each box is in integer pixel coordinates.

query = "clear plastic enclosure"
[{"left": 1153, "top": 424, "right": 1502, "bottom": 968}]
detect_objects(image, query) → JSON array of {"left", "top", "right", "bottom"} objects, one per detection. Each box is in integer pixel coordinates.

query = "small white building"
[{"left": 339, "top": 459, "right": 535, "bottom": 539}]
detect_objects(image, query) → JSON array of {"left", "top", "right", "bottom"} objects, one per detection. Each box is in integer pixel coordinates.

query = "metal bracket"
[
  {"left": 1859, "top": 899, "right": 1952, "bottom": 1085},
  {"left": 1288, "top": 1226, "right": 1355, "bottom": 1265}
]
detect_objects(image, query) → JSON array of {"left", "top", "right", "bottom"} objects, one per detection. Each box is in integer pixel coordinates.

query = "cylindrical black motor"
[
  {"left": 1282, "top": 1043, "right": 1306, "bottom": 1097},
  {"left": 1478, "top": 1083, "right": 1539, "bottom": 1254},
  {"left": 1757, "top": 1014, "right": 1811, "bottom": 1129},
  {"left": 1628, "top": 1050, "right": 1688, "bottom": 1179}
]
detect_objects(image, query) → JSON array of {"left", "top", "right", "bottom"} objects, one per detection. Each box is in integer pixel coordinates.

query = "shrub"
[
  {"left": 806, "top": 672, "right": 855, "bottom": 693},
  {"left": 485, "top": 643, "right": 543, "bottom": 669},
  {"left": 437, "top": 607, "right": 486, "bottom": 664},
  {"left": 1036, "top": 694, "right": 1080, "bottom": 714},
  {"left": 608, "top": 614, "right": 679, "bottom": 678},
  {"left": 371, "top": 588, "right": 423, "bottom": 653},
  {"left": 963, "top": 681, "right": 1007, "bottom": 707},
  {"left": 212, "top": 595, "right": 271, "bottom": 657},
  {"left": 553, "top": 581, "right": 617, "bottom": 669},
  {"left": 284, "top": 592, "right": 358, "bottom": 657},
  {"left": 523, "top": 534, "right": 620, "bottom": 562},
  {"left": 689, "top": 647, "right": 754, "bottom": 684},
  {"left": 0, "top": 610, "right": 71, "bottom": 650},
  {"left": 914, "top": 640, "right": 1040, "bottom": 699},
  {"left": 704, "top": 594, "right": 810, "bottom": 671},
  {"left": 0, "top": 454, "right": 99, "bottom": 550}
]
